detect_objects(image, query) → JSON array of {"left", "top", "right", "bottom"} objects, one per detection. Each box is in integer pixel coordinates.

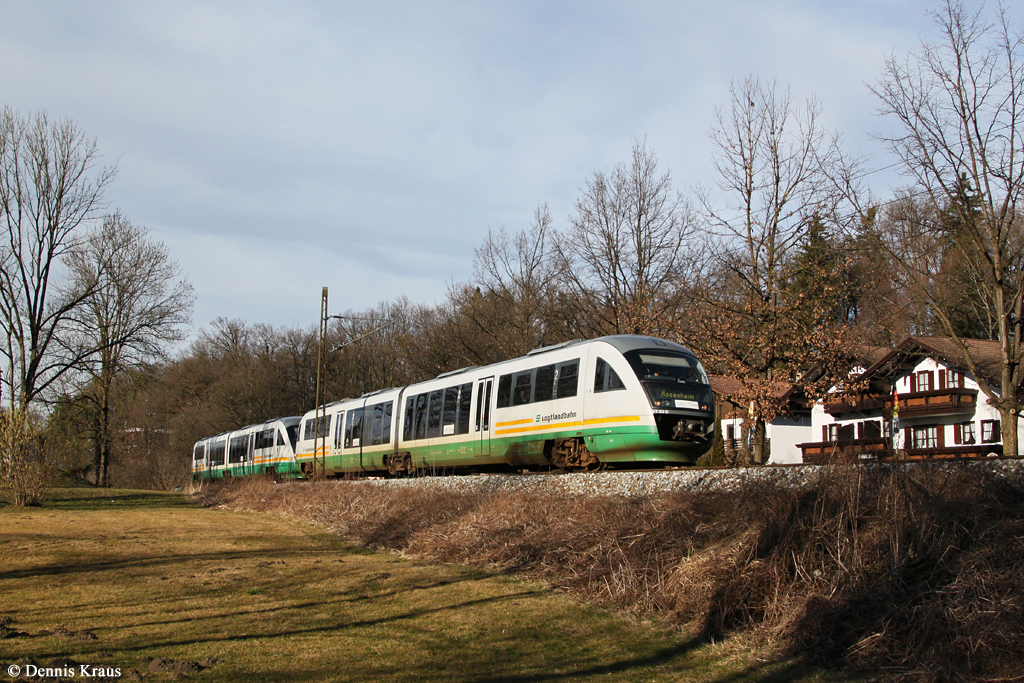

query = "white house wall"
[
  {"left": 766, "top": 416, "right": 812, "bottom": 465},
  {"left": 717, "top": 415, "right": 813, "bottom": 464}
]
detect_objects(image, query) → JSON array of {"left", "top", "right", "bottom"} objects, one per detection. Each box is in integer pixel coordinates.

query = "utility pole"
[
  {"left": 312, "top": 287, "right": 398, "bottom": 480},
  {"left": 314, "top": 287, "right": 328, "bottom": 479}
]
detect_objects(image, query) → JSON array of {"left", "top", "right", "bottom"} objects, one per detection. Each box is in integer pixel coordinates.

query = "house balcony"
[
  {"left": 799, "top": 437, "right": 1002, "bottom": 464},
  {"left": 798, "top": 437, "right": 890, "bottom": 464},
  {"left": 824, "top": 388, "right": 978, "bottom": 418},
  {"left": 895, "top": 387, "right": 978, "bottom": 417},
  {"left": 823, "top": 394, "right": 888, "bottom": 415}
]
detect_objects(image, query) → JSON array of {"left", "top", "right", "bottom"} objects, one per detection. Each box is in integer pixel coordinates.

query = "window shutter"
[
  {"left": 928, "top": 371, "right": 935, "bottom": 390},
  {"left": 904, "top": 427, "right": 912, "bottom": 448},
  {"left": 910, "top": 374, "right": 917, "bottom": 392},
  {"left": 939, "top": 370, "right": 947, "bottom": 390},
  {"left": 937, "top": 425, "right": 945, "bottom": 448},
  {"left": 822, "top": 425, "right": 828, "bottom": 441},
  {"left": 959, "top": 372, "right": 965, "bottom": 388},
  {"left": 954, "top": 423, "right": 962, "bottom": 444}
]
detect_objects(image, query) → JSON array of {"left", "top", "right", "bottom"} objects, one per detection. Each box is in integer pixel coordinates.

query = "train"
[{"left": 190, "top": 335, "right": 716, "bottom": 480}]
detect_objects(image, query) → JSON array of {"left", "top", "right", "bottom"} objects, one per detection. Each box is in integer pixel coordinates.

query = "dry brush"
[{"left": 205, "top": 463, "right": 1024, "bottom": 681}]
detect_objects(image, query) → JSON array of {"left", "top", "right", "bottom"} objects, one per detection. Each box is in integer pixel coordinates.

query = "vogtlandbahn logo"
[{"left": 535, "top": 411, "right": 577, "bottom": 423}]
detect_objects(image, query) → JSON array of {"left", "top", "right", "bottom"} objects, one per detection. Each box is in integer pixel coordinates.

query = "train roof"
[
  {"left": 512, "top": 335, "right": 697, "bottom": 363},
  {"left": 594, "top": 335, "right": 698, "bottom": 357}
]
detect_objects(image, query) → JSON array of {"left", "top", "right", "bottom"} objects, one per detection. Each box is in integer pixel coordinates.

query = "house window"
[
  {"left": 912, "top": 425, "right": 938, "bottom": 449},
  {"left": 726, "top": 424, "right": 736, "bottom": 441},
  {"left": 954, "top": 422, "right": 976, "bottom": 445},
  {"left": 825, "top": 424, "right": 854, "bottom": 442},
  {"left": 915, "top": 371, "right": 934, "bottom": 392},
  {"left": 859, "top": 421, "right": 881, "bottom": 439},
  {"left": 982, "top": 420, "right": 1001, "bottom": 443}
]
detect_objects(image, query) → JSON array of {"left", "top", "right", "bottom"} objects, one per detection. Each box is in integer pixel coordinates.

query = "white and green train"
[{"left": 191, "top": 335, "right": 715, "bottom": 480}]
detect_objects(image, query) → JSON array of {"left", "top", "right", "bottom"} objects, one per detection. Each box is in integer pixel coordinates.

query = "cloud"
[{"left": 2, "top": 0, "right": 986, "bottom": 333}]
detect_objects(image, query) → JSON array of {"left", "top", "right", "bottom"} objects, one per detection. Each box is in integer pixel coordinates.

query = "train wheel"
[
  {"left": 386, "top": 453, "right": 413, "bottom": 477},
  {"left": 545, "top": 437, "right": 599, "bottom": 471}
]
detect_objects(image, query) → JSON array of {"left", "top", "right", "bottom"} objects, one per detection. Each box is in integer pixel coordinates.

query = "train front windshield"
[{"left": 623, "top": 350, "right": 712, "bottom": 410}]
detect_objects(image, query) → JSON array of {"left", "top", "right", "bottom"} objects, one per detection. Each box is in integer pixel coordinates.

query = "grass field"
[{"left": 0, "top": 488, "right": 852, "bottom": 682}]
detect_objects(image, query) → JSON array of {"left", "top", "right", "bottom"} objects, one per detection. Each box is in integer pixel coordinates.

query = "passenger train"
[{"left": 190, "top": 335, "right": 715, "bottom": 479}]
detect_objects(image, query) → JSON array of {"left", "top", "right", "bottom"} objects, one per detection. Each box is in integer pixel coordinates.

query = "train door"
[{"left": 474, "top": 376, "right": 493, "bottom": 457}]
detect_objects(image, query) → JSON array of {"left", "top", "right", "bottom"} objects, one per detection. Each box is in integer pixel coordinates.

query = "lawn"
[{"left": 0, "top": 488, "right": 850, "bottom": 682}]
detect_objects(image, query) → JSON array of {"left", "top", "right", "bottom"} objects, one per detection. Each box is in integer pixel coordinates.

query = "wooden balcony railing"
[
  {"left": 798, "top": 437, "right": 890, "bottom": 463},
  {"left": 799, "top": 437, "right": 1002, "bottom": 464},
  {"left": 824, "top": 388, "right": 978, "bottom": 417}
]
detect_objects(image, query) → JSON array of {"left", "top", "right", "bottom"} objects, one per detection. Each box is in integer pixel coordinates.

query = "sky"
[{"left": 0, "top": 0, "right": 1002, "bottom": 336}]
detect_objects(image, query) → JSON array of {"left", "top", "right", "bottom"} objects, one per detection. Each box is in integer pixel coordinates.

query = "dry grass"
[
  {"left": 209, "top": 463, "right": 1024, "bottom": 682},
  {"left": 1, "top": 486, "right": 851, "bottom": 682}
]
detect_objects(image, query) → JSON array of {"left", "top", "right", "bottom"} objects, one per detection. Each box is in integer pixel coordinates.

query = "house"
[
  {"left": 798, "top": 336, "right": 1017, "bottom": 463},
  {"left": 710, "top": 376, "right": 813, "bottom": 465}
]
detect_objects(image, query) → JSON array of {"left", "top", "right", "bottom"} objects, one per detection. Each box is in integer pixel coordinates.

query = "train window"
[
  {"left": 193, "top": 445, "right": 205, "bottom": 461},
  {"left": 345, "top": 409, "right": 364, "bottom": 448},
  {"left": 513, "top": 371, "right": 533, "bottom": 406},
  {"left": 443, "top": 387, "right": 459, "bottom": 435},
  {"left": 404, "top": 397, "right": 416, "bottom": 440},
  {"left": 414, "top": 393, "right": 429, "bottom": 440},
  {"left": 306, "top": 415, "right": 330, "bottom": 440},
  {"left": 334, "top": 412, "right": 345, "bottom": 448},
  {"left": 476, "top": 383, "right": 485, "bottom": 428},
  {"left": 382, "top": 401, "right": 393, "bottom": 443},
  {"left": 370, "top": 403, "right": 385, "bottom": 445},
  {"left": 595, "top": 358, "right": 625, "bottom": 393},
  {"left": 624, "top": 350, "right": 708, "bottom": 384},
  {"left": 286, "top": 425, "right": 299, "bottom": 449},
  {"left": 427, "top": 389, "right": 444, "bottom": 438},
  {"left": 360, "top": 405, "right": 373, "bottom": 445},
  {"left": 482, "top": 381, "right": 492, "bottom": 430},
  {"left": 496, "top": 375, "right": 512, "bottom": 408},
  {"left": 457, "top": 382, "right": 472, "bottom": 434},
  {"left": 535, "top": 365, "right": 556, "bottom": 402},
  {"left": 229, "top": 435, "right": 248, "bottom": 463},
  {"left": 277, "top": 431, "right": 285, "bottom": 447},
  {"left": 255, "top": 429, "right": 274, "bottom": 450},
  {"left": 556, "top": 360, "right": 579, "bottom": 398},
  {"left": 209, "top": 441, "right": 225, "bottom": 466}
]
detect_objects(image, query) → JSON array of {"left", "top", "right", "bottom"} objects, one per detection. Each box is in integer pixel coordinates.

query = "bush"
[{"left": 0, "top": 409, "right": 55, "bottom": 506}]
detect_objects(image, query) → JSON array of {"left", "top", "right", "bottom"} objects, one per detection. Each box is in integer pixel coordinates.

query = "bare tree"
[
  {"left": 0, "top": 107, "right": 115, "bottom": 414},
  {"left": 557, "top": 140, "right": 695, "bottom": 337},
  {"left": 449, "top": 203, "right": 564, "bottom": 363},
  {"left": 689, "top": 76, "right": 856, "bottom": 464},
  {"left": 64, "top": 213, "right": 194, "bottom": 486},
  {"left": 870, "top": 0, "right": 1024, "bottom": 454}
]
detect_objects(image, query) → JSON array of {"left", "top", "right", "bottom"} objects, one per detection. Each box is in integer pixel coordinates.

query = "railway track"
[{"left": 310, "top": 456, "right": 1024, "bottom": 499}]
